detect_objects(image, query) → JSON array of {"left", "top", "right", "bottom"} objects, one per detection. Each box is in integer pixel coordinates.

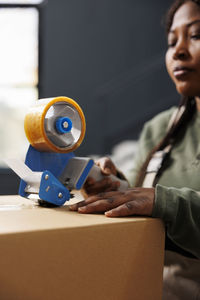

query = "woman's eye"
[
  {"left": 191, "top": 33, "right": 200, "bottom": 40},
  {"left": 168, "top": 40, "right": 176, "bottom": 47},
  {"left": 167, "top": 34, "right": 176, "bottom": 47}
]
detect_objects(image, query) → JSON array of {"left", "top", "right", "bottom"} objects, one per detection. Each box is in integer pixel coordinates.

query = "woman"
[{"left": 70, "top": 1, "right": 200, "bottom": 298}]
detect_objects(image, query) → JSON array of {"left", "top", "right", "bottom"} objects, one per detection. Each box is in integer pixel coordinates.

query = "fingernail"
[
  {"left": 105, "top": 211, "right": 112, "bottom": 217},
  {"left": 78, "top": 206, "right": 86, "bottom": 212},
  {"left": 69, "top": 205, "right": 76, "bottom": 211}
]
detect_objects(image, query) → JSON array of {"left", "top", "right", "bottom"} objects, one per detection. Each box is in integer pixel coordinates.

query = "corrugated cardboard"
[{"left": 0, "top": 195, "right": 165, "bottom": 300}]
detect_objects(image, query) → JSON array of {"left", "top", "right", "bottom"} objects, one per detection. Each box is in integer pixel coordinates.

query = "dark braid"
[{"left": 135, "top": 97, "right": 196, "bottom": 187}]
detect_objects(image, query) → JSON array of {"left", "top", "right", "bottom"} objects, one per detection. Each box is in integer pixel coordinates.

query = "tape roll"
[{"left": 24, "top": 96, "right": 86, "bottom": 153}]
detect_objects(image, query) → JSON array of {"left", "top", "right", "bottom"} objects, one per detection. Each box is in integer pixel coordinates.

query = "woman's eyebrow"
[
  {"left": 186, "top": 19, "right": 200, "bottom": 28},
  {"left": 169, "top": 19, "right": 200, "bottom": 33}
]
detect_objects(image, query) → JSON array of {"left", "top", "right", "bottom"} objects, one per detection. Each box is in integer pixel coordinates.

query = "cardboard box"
[{"left": 0, "top": 195, "right": 165, "bottom": 300}]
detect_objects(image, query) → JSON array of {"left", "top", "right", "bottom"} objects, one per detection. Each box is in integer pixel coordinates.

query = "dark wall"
[
  {"left": 1, "top": 0, "right": 178, "bottom": 195},
  {"left": 41, "top": 0, "right": 177, "bottom": 156}
]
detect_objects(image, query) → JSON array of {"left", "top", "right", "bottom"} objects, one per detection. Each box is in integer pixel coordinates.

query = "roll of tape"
[{"left": 24, "top": 96, "right": 86, "bottom": 153}]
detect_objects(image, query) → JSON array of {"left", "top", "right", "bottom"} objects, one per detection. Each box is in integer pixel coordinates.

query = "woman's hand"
[
  {"left": 96, "top": 156, "right": 118, "bottom": 176},
  {"left": 70, "top": 187, "right": 155, "bottom": 217},
  {"left": 83, "top": 157, "right": 120, "bottom": 195}
]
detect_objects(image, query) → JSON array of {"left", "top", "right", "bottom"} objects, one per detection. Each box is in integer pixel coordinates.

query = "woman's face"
[{"left": 165, "top": 1, "right": 200, "bottom": 96}]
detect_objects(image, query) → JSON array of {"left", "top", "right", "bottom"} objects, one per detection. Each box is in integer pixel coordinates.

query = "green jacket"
[{"left": 126, "top": 107, "right": 200, "bottom": 259}]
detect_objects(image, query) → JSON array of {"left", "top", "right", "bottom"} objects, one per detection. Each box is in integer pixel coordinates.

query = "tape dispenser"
[{"left": 7, "top": 96, "right": 128, "bottom": 207}]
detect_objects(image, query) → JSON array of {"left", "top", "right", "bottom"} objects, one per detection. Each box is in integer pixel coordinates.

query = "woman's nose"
[{"left": 173, "top": 39, "right": 189, "bottom": 60}]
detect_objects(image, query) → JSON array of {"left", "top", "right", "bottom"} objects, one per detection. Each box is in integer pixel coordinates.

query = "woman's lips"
[{"left": 173, "top": 67, "right": 194, "bottom": 79}]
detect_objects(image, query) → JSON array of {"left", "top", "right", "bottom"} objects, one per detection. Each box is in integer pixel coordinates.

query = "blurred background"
[{"left": 0, "top": 0, "right": 177, "bottom": 194}]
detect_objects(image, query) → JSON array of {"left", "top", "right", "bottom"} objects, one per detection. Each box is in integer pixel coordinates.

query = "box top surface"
[{"left": 0, "top": 195, "right": 161, "bottom": 234}]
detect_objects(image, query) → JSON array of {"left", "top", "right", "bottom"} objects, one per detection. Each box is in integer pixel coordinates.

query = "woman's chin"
[{"left": 176, "top": 84, "right": 197, "bottom": 97}]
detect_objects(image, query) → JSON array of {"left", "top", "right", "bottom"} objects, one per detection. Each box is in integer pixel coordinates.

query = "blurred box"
[{"left": 0, "top": 195, "right": 164, "bottom": 300}]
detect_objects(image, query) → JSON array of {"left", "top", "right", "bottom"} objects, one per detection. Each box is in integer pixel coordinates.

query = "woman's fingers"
[
  {"left": 105, "top": 200, "right": 143, "bottom": 217},
  {"left": 81, "top": 157, "right": 119, "bottom": 197},
  {"left": 84, "top": 177, "right": 120, "bottom": 195},
  {"left": 70, "top": 191, "right": 123, "bottom": 212},
  {"left": 105, "top": 202, "right": 136, "bottom": 217},
  {"left": 105, "top": 189, "right": 155, "bottom": 217},
  {"left": 70, "top": 188, "right": 155, "bottom": 217},
  {"left": 96, "top": 157, "right": 117, "bottom": 176},
  {"left": 85, "top": 176, "right": 95, "bottom": 186}
]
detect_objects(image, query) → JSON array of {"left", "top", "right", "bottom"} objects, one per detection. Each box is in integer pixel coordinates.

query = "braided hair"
[{"left": 134, "top": 0, "right": 198, "bottom": 187}]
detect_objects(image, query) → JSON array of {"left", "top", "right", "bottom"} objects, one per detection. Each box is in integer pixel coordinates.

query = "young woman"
[{"left": 70, "top": 1, "right": 200, "bottom": 298}]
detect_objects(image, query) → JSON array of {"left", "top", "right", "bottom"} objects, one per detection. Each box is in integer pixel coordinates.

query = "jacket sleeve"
[{"left": 153, "top": 184, "right": 200, "bottom": 258}]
